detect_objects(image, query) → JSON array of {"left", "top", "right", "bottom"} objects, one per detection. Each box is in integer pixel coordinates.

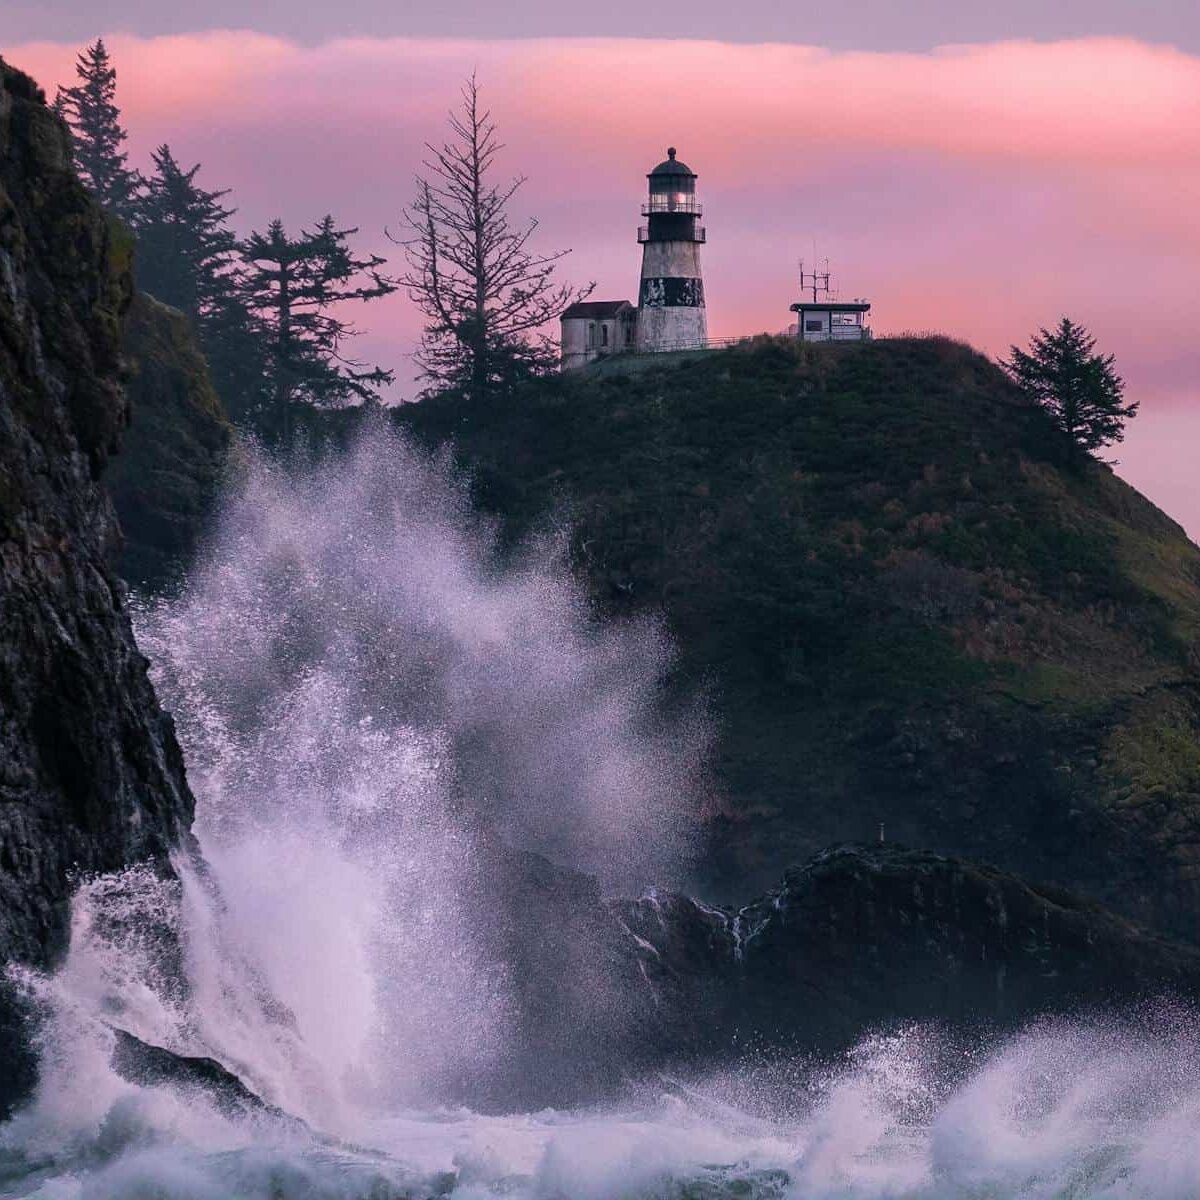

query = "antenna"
[{"left": 798, "top": 255, "right": 832, "bottom": 304}]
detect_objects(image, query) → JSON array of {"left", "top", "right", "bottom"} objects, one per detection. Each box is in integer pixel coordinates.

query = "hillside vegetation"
[
  {"left": 108, "top": 293, "right": 232, "bottom": 589},
  {"left": 398, "top": 336, "right": 1200, "bottom": 938}
]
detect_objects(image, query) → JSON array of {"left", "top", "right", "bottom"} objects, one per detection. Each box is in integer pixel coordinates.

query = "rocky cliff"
[
  {"left": 398, "top": 338, "right": 1200, "bottom": 942},
  {"left": 0, "top": 59, "right": 194, "bottom": 1116}
]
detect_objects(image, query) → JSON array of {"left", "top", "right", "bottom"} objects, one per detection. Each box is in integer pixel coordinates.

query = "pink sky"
[{"left": 9, "top": 33, "right": 1199, "bottom": 537}]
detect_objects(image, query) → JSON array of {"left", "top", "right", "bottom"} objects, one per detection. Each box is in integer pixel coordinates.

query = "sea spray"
[
  {"left": 4, "top": 425, "right": 1200, "bottom": 1197},
  {"left": 142, "top": 423, "right": 706, "bottom": 887},
  {"left": 129, "top": 423, "right": 707, "bottom": 1112},
  {"left": 6, "top": 1007, "right": 1200, "bottom": 1197}
]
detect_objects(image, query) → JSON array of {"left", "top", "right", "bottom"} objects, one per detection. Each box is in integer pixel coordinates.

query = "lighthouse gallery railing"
[{"left": 641, "top": 197, "right": 703, "bottom": 215}]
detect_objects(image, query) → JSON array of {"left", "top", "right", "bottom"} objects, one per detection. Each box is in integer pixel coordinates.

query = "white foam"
[{"left": 5, "top": 428, "right": 1199, "bottom": 1198}]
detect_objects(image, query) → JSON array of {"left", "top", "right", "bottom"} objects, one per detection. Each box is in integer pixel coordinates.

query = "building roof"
[
  {"left": 561, "top": 299, "right": 634, "bottom": 320},
  {"left": 790, "top": 300, "right": 872, "bottom": 313},
  {"left": 649, "top": 147, "right": 695, "bottom": 177}
]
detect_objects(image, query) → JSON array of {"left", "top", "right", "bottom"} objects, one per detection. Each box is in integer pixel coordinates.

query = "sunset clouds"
[{"left": 10, "top": 33, "right": 1199, "bottom": 532}]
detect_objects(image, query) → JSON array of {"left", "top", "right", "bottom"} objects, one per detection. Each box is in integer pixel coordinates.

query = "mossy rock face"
[
  {"left": 0, "top": 57, "right": 194, "bottom": 1116},
  {"left": 107, "top": 293, "right": 232, "bottom": 590},
  {"left": 397, "top": 337, "right": 1200, "bottom": 939}
]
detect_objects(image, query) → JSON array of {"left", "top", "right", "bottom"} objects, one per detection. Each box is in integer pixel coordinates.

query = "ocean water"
[{"left": 2, "top": 427, "right": 1198, "bottom": 1198}]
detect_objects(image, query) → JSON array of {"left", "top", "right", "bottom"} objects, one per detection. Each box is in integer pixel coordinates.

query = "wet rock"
[
  {"left": 730, "top": 843, "right": 1200, "bottom": 1049},
  {"left": 110, "top": 1028, "right": 297, "bottom": 1125},
  {"left": 0, "top": 58, "right": 194, "bottom": 1118},
  {"left": 475, "top": 842, "right": 1200, "bottom": 1107}
]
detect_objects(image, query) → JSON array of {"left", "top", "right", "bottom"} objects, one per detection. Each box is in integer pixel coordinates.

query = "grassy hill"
[{"left": 397, "top": 336, "right": 1200, "bottom": 938}]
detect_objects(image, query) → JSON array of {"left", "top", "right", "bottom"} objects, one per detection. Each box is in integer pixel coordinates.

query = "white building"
[
  {"left": 559, "top": 300, "right": 637, "bottom": 370},
  {"left": 790, "top": 300, "right": 872, "bottom": 342},
  {"left": 789, "top": 265, "right": 871, "bottom": 343},
  {"left": 560, "top": 147, "right": 708, "bottom": 369}
]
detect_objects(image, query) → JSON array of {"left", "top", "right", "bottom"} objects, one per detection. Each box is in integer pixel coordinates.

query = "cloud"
[{"left": 9, "top": 32, "right": 1198, "bottom": 534}]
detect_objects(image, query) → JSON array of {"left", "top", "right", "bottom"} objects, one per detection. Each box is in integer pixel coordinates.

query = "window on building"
[
  {"left": 601, "top": 323, "right": 609, "bottom": 347},
  {"left": 588, "top": 323, "right": 597, "bottom": 348},
  {"left": 805, "top": 318, "right": 824, "bottom": 332},
  {"left": 625, "top": 323, "right": 634, "bottom": 346}
]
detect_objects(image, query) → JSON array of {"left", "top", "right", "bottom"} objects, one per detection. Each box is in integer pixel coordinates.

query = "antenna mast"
[{"left": 798, "top": 257, "right": 832, "bottom": 304}]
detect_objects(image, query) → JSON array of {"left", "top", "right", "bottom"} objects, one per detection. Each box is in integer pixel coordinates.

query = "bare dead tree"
[{"left": 394, "top": 75, "right": 593, "bottom": 400}]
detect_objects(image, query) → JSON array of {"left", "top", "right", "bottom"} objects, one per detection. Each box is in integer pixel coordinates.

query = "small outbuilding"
[
  {"left": 560, "top": 300, "right": 637, "bottom": 370},
  {"left": 790, "top": 299, "right": 872, "bottom": 343}
]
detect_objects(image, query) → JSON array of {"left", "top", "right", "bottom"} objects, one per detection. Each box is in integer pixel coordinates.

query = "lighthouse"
[
  {"left": 636, "top": 148, "right": 707, "bottom": 353},
  {"left": 558, "top": 147, "right": 710, "bottom": 368}
]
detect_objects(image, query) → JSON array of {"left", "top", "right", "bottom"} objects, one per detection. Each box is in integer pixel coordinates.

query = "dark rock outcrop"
[
  {"left": 725, "top": 844, "right": 1200, "bottom": 1045},
  {"left": 455, "top": 841, "right": 731, "bottom": 1108},
  {"left": 475, "top": 843, "right": 1200, "bottom": 1107},
  {"left": 107, "top": 293, "right": 232, "bottom": 591},
  {"left": 110, "top": 1028, "right": 296, "bottom": 1125},
  {"left": 0, "top": 59, "right": 193, "bottom": 1117}
]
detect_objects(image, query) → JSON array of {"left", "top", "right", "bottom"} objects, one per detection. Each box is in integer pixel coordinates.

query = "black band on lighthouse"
[
  {"left": 640, "top": 277, "right": 705, "bottom": 308},
  {"left": 644, "top": 213, "right": 703, "bottom": 243}
]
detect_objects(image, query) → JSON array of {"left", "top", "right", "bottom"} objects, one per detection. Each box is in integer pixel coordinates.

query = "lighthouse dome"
[{"left": 649, "top": 147, "right": 695, "bottom": 177}]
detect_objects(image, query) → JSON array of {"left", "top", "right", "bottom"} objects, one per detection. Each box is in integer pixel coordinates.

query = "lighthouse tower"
[{"left": 636, "top": 148, "right": 707, "bottom": 353}]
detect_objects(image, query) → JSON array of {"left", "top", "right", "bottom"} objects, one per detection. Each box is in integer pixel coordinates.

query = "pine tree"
[
  {"left": 133, "top": 145, "right": 269, "bottom": 425},
  {"left": 239, "top": 217, "right": 397, "bottom": 423},
  {"left": 201, "top": 293, "right": 271, "bottom": 428},
  {"left": 397, "top": 75, "right": 592, "bottom": 401},
  {"left": 134, "top": 144, "right": 238, "bottom": 319},
  {"left": 1003, "top": 318, "right": 1137, "bottom": 456},
  {"left": 58, "top": 39, "right": 141, "bottom": 219}
]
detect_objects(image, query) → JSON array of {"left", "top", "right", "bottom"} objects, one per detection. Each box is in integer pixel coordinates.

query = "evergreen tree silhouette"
[
  {"left": 136, "top": 145, "right": 237, "bottom": 317},
  {"left": 57, "top": 39, "right": 141, "bottom": 219},
  {"left": 1003, "top": 318, "right": 1137, "bottom": 456},
  {"left": 239, "top": 217, "right": 397, "bottom": 427},
  {"left": 136, "top": 145, "right": 268, "bottom": 424}
]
